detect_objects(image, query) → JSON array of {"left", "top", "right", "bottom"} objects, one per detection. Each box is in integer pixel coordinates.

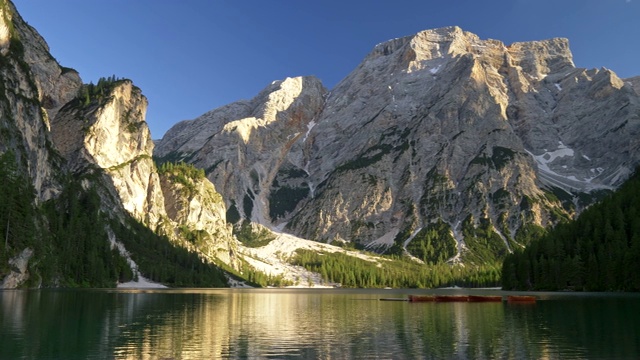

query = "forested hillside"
[
  {"left": 501, "top": 169, "right": 640, "bottom": 291},
  {"left": 0, "top": 147, "right": 227, "bottom": 287}
]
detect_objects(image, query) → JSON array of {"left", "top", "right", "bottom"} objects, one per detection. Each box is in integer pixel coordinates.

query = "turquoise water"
[{"left": 1, "top": 288, "right": 639, "bottom": 359}]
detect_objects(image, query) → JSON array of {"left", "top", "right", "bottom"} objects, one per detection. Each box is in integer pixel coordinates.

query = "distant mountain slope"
[{"left": 156, "top": 26, "right": 640, "bottom": 264}]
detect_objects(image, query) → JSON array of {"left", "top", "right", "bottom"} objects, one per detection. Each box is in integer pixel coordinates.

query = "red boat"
[
  {"left": 435, "top": 295, "right": 469, "bottom": 302},
  {"left": 507, "top": 295, "right": 537, "bottom": 303},
  {"left": 467, "top": 295, "right": 503, "bottom": 302},
  {"left": 408, "top": 295, "right": 435, "bottom": 302}
]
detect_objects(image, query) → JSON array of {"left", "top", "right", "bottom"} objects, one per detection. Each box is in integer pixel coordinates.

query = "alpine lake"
[{"left": 1, "top": 288, "right": 639, "bottom": 359}]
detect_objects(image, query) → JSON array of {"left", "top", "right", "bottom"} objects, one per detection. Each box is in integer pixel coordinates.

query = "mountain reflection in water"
[{"left": 1, "top": 289, "right": 639, "bottom": 359}]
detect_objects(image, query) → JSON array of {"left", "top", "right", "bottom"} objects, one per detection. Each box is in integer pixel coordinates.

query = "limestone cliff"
[
  {"left": 0, "top": 1, "right": 81, "bottom": 201},
  {"left": 51, "top": 79, "right": 239, "bottom": 269},
  {"left": 158, "top": 165, "right": 239, "bottom": 268},
  {"left": 8, "top": 2, "right": 81, "bottom": 122},
  {"left": 1, "top": 0, "right": 239, "bottom": 287},
  {"left": 157, "top": 26, "right": 640, "bottom": 263},
  {"left": 0, "top": 0, "right": 80, "bottom": 287},
  {"left": 155, "top": 76, "right": 327, "bottom": 227},
  {"left": 51, "top": 80, "right": 164, "bottom": 225}
]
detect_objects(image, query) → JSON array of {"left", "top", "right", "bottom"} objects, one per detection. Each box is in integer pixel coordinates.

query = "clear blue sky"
[{"left": 12, "top": 0, "right": 640, "bottom": 139}]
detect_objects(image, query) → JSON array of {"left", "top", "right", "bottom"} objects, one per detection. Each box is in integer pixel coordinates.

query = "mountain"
[
  {"left": 2, "top": 0, "right": 639, "bottom": 289},
  {"left": 0, "top": 1, "right": 234, "bottom": 288},
  {"left": 0, "top": 0, "right": 349, "bottom": 289},
  {"left": 156, "top": 26, "right": 640, "bottom": 264}
]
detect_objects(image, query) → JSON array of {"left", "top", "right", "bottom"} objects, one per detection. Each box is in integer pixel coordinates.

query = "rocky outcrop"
[
  {"left": 157, "top": 26, "right": 640, "bottom": 263},
  {"left": 0, "top": 1, "right": 82, "bottom": 201},
  {"left": 50, "top": 80, "right": 166, "bottom": 226},
  {"left": 0, "top": 2, "right": 11, "bottom": 51},
  {"left": 51, "top": 79, "right": 241, "bottom": 270},
  {"left": 627, "top": 76, "right": 640, "bottom": 96},
  {"left": 155, "top": 76, "right": 327, "bottom": 227},
  {"left": 1, "top": 248, "right": 34, "bottom": 288},
  {"left": 8, "top": 2, "right": 81, "bottom": 122},
  {"left": 0, "top": 0, "right": 237, "bottom": 287},
  {"left": 159, "top": 169, "right": 239, "bottom": 268}
]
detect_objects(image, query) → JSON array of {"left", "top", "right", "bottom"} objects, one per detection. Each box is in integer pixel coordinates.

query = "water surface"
[{"left": 1, "top": 288, "right": 638, "bottom": 359}]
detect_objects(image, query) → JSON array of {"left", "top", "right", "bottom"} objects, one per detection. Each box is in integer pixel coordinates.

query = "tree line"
[
  {"left": 293, "top": 249, "right": 501, "bottom": 288},
  {"left": 501, "top": 169, "right": 640, "bottom": 291},
  {"left": 0, "top": 151, "right": 38, "bottom": 282},
  {"left": 77, "top": 75, "right": 127, "bottom": 106}
]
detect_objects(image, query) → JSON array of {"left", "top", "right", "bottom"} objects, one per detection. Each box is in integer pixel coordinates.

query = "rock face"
[
  {"left": 627, "top": 76, "right": 640, "bottom": 96},
  {"left": 0, "top": 0, "right": 239, "bottom": 287},
  {"left": 51, "top": 80, "right": 165, "bottom": 226},
  {"left": 1, "top": 248, "right": 34, "bottom": 288},
  {"left": 0, "top": 1, "right": 80, "bottom": 288},
  {"left": 10, "top": 2, "right": 81, "bottom": 122},
  {"left": 50, "top": 80, "right": 239, "bottom": 268},
  {"left": 155, "top": 76, "right": 327, "bottom": 227},
  {"left": 2, "top": 0, "right": 639, "bottom": 286},
  {"left": 157, "top": 26, "right": 640, "bottom": 262},
  {"left": 0, "top": 1, "right": 81, "bottom": 201},
  {"left": 158, "top": 166, "right": 239, "bottom": 268}
]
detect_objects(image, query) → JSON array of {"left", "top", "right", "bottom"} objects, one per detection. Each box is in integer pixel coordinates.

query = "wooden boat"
[
  {"left": 467, "top": 295, "right": 503, "bottom": 302},
  {"left": 507, "top": 295, "right": 537, "bottom": 303},
  {"left": 434, "top": 295, "right": 469, "bottom": 302},
  {"left": 408, "top": 295, "right": 436, "bottom": 302}
]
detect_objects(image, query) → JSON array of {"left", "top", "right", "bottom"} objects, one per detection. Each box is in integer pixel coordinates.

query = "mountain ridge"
[
  {"left": 1, "top": 0, "right": 639, "bottom": 288},
  {"left": 157, "top": 26, "right": 640, "bottom": 264}
]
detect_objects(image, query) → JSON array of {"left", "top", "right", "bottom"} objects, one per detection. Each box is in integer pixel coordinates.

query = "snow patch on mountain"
[
  {"left": 531, "top": 141, "right": 575, "bottom": 171},
  {"left": 526, "top": 142, "right": 615, "bottom": 192}
]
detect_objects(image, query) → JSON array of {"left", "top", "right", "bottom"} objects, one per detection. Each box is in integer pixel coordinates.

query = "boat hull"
[
  {"left": 468, "top": 295, "right": 503, "bottom": 302},
  {"left": 408, "top": 295, "right": 435, "bottom": 302},
  {"left": 434, "top": 295, "right": 469, "bottom": 302}
]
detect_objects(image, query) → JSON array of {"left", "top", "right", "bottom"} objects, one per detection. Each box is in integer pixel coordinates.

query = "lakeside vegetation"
[
  {"left": 501, "top": 169, "right": 640, "bottom": 291},
  {"left": 0, "top": 152, "right": 41, "bottom": 285},
  {"left": 292, "top": 249, "right": 501, "bottom": 288},
  {"left": 0, "top": 149, "right": 228, "bottom": 288}
]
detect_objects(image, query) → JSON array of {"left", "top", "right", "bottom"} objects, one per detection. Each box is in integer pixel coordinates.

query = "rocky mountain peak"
[
  {"left": 157, "top": 26, "right": 640, "bottom": 265},
  {"left": 51, "top": 80, "right": 150, "bottom": 170},
  {"left": 365, "top": 26, "right": 573, "bottom": 79},
  {"left": 156, "top": 75, "right": 327, "bottom": 229},
  {"left": 369, "top": 27, "right": 477, "bottom": 60},
  {"left": 155, "top": 75, "right": 326, "bottom": 157},
  {"left": 507, "top": 37, "right": 573, "bottom": 78},
  {"left": 252, "top": 76, "right": 321, "bottom": 121},
  {"left": 3, "top": 0, "right": 639, "bottom": 288}
]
